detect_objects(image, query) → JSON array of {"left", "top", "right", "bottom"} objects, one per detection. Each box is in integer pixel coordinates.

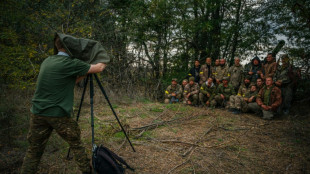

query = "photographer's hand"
[{"left": 88, "top": 63, "right": 107, "bottom": 74}]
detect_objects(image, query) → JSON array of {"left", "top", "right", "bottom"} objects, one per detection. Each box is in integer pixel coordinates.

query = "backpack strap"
[
  {"left": 102, "top": 146, "right": 135, "bottom": 171},
  {"left": 97, "top": 150, "right": 123, "bottom": 174}
]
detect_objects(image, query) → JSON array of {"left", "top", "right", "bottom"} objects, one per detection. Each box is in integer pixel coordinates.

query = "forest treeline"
[{"left": 0, "top": 0, "right": 309, "bottom": 100}]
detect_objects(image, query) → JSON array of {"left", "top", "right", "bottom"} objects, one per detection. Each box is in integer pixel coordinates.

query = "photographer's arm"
[
  {"left": 88, "top": 63, "right": 107, "bottom": 74},
  {"left": 75, "top": 63, "right": 107, "bottom": 84}
]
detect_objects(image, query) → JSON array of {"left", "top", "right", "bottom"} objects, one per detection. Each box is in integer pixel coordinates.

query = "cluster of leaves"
[{"left": 0, "top": 0, "right": 309, "bottom": 97}]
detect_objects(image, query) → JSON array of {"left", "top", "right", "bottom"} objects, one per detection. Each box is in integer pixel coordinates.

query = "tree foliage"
[{"left": 0, "top": 0, "right": 309, "bottom": 99}]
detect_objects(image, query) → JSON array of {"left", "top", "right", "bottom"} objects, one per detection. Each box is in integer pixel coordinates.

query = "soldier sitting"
[
  {"left": 199, "top": 77, "right": 216, "bottom": 107},
  {"left": 248, "top": 77, "right": 282, "bottom": 120},
  {"left": 164, "top": 78, "right": 183, "bottom": 104},
  {"left": 229, "top": 76, "right": 258, "bottom": 114},
  {"left": 211, "top": 76, "right": 236, "bottom": 108},
  {"left": 183, "top": 77, "right": 200, "bottom": 106},
  {"left": 181, "top": 79, "right": 188, "bottom": 103}
]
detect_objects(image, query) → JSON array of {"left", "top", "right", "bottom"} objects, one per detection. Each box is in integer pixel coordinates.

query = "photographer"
[{"left": 21, "top": 35, "right": 108, "bottom": 174}]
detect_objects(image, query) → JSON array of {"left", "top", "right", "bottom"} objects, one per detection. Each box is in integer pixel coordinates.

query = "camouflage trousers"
[
  {"left": 21, "top": 114, "right": 90, "bottom": 174},
  {"left": 210, "top": 95, "right": 230, "bottom": 108},
  {"left": 280, "top": 85, "right": 293, "bottom": 112},
  {"left": 229, "top": 95, "right": 248, "bottom": 112},
  {"left": 199, "top": 93, "right": 211, "bottom": 106},
  {"left": 247, "top": 103, "right": 275, "bottom": 120},
  {"left": 164, "top": 94, "right": 182, "bottom": 104},
  {"left": 185, "top": 94, "right": 198, "bottom": 105}
]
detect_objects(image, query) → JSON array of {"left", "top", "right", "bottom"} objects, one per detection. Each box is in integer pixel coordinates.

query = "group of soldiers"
[{"left": 164, "top": 53, "right": 300, "bottom": 120}]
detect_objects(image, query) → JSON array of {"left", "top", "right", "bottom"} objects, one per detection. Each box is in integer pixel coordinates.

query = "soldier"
[
  {"left": 181, "top": 79, "right": 188, "bottom": 103},
  {"left": 214, "top": 59, "right": 229, "bottom": 85},
  {"left": 274, "top": 54, "right": 293, "bottom": 115},
  {"left": 248, "top": 77, "right": 282, "bottom": 120},
  {"left": 183, "top": 77, "right": 200, "bottom": 106},
  {"left": 164, "top": 78, "right": 183, "bottom": 104},
  {"left": 211, "top": 77, "right": 236, "bottom": 108},
  {"left": 246, "top": 56, "right": 264, "bottom": 83},
  {"left": 187, "top": 60, "right": 201, "bottom": 83},
  {"left": 256, "top": 77, "right": 265, "bottom": 92},
  {"left": 229, "top": 57, "right": 244, "bottom": 92},
  {"left": 199, "top": 57, "right": 213, "bottom": 85},
  {"left": 199, "top": 77, "right": 216, "bottom": 107},
  {"left": 21, "top": 34, "right": 109, "bottom": 174},
  {"left": 229, "top": 76, "right": 257, "bottom": 114},
  {"left": 262, "top": 53, "right": 277, "bottom": 79}
]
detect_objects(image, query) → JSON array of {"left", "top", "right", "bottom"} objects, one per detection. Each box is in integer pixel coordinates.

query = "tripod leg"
[
  {"left": 90, "top": 74, "right": 95, "bottom": 147},
  {"left": 94, "top": 74, "right": 136, "bottom": 152},
  {"left": 67, "top": 75, "right": 89, "bottom": 159}
]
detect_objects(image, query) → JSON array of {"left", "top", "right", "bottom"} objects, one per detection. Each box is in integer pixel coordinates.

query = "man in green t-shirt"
[{"left": 21, "top": 35, "right": 108, "bottom": 174}]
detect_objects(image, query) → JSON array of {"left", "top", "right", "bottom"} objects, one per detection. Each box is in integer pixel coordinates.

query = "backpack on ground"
[{"left": 92, "top": 145, "right": 134, "bottom": 174}]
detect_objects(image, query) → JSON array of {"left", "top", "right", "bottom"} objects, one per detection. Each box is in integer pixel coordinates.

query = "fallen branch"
[
  {"left": 182, "top": 126, "right": 213, "bottom": 157},
  {"left": 154, "top": 139, "right": 199, "bottom": 147},
  {"left": 130, "top": 111, "right": 207, "bottom": 131}
]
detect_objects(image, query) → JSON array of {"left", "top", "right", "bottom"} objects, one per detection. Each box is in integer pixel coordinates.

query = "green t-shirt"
[
  {"left": 263, "top": 88, "right": 271, "bottom": 106},
  {"left": 31, "top": 54, "right": 90, "bottom": 117}
]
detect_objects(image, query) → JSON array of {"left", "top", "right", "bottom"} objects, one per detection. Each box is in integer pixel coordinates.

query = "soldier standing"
[
  {"left": 229, "top": 76, "right": 257, "bottom": 114},
  {"left": 199, "top": 57, "right": 213, "bottom": 85},
  {"left": 187, "top": 60, "right": 201, "bottom": 83},
  {"left": 248, "top": 77, "right": 282, "bottom": 120},
  {"left": 199, "top": 77, "right": 216, "bottom": 107},
  {"left": 262, "top": 53, "right": 277, "bottom": 79},
  {"left": 211, "top": 77, "right": 236, "bottom": 108},
  {"left": 183, "top": 77, "right": 200, "bottom": 106},
  {"left": 274, "top": 54, "right": 293, "bottom": 115},
  {"left": 229, "top": 57, "right": 244, "bottom": 92},
  {"left": 214, "top": 59, "right": 229, "bottom": 85},
  {"left": 164, "top": 78, "right": 183, "bottom": 104},
  {"left": 246, "top": 56, "right": 264, "bottom": 83},
  {"left": 21, "top": 35, "right": 109, "bottom": 174}
]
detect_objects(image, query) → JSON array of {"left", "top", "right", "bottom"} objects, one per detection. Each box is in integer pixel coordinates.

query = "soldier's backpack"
[{"left": 92, "top": 145, "right": 134, "bottom": 174}]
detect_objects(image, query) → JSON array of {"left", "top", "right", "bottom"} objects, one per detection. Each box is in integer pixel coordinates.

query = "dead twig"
[{"left": 182, "top": 126, "right": 214, "bottom": 157}]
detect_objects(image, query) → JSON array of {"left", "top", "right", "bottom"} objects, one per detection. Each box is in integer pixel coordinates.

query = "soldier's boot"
[
  {"left": 199, "top": 93, "right": 206, "bottom": 107},
  {"left": 164, "top": 99, "right": 170, "bottom": 104}
]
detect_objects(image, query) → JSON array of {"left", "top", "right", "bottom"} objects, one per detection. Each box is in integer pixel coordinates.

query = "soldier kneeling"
[
  {"left": 199, "top": 77, "right": 216, "bottom": 107},
  {"left": 229, "top": 76, "right": 258, "bottom": 114},
  {"left": 211, "top": 77, "right": 235, "bottom": 108},
  {"left": 164, "top": 78, "right": 182, "bottom": 104},
  {"left": 183, "top": 77, "right": 199, "bottom": 106}
]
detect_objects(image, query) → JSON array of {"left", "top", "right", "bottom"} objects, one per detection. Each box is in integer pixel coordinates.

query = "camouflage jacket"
[
  {"left": 199, "top": 64, "right": 213, "bottom": 84},
  {"left": 274, "top": 65, "right": 292, "bottom": 86},
  {"left": 183, "top": 83, "right": 200, "bottom": 96},
  {"left": 229, "top": 65, "right": 244, "bottom": 88},
  {"left": 263, "top": 62, "right": 277, "bottom": 78},
  {"left": 215, "top": 84, "right": 236, "bottom": 99},
  {"left": 256, "top": 85, "right": 282, "bottom": 111},
  {"left": 214, "top": 65, "right": 229, "bottom": 81},
  {"left": 165, "top": 84, "right": 183, "bottom": 98},
  {"left": 200, "top": 82, "right": 216, "bottom": 101},
  {"left": 237, "top": 83, "right": 251, "bottom": 97}
]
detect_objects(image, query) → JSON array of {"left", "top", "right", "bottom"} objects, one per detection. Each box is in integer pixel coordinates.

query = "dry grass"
[{"left": 1, "top": 87, "right": 310, "bottom": 173}]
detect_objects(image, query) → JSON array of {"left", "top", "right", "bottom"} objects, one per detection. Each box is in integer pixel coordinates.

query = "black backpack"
[{"left": 92, "top": 145, "right": 134, "bottom": 174}]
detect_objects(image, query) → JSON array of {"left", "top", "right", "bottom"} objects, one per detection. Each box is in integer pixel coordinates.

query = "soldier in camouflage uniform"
[
  {"left": 248, "top": 77, "right": 282, "bottom": 120},
  {"left": 262, "top": 53, "right": 277, "bottom": 79},
  {"left": 183, "top": 77, "right": 200, "bottom": 106},
  {"left": 199, "top": 77, "right": 216, "bottom": 107},
  {"left": 211, "top": 77, "right": 236, "bottom": 108},
  {"left": 274, "top": 54, "right": 293, "bottom": 115},
  {"left": 256, "top": 77, "right": 265, "bottom": 92},
  {"left": 229, "top": 57, "right": 244, "bottom": 92},
  {"left": 199, "top": 57, "right": 213, "bottom": 85},
  {"left": 229, "top": 76, "right": 258, "bottom": 113},
  {"left": 164, "top": 78, "right": 183, "bottom": 104},
  {"left": 181, "top": 79, "right": 188, "bottom": 103},
  {"left": 21, "top": 35, "right": 109, "bottom": 174},
  {"left": 214, "top": 59, "right": 229, "bottom": 85}
]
